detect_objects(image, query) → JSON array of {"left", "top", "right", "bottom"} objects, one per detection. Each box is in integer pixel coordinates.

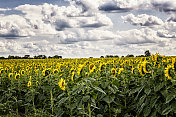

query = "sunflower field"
[{"left": 1, "top": 53, "right": 176, "bottom": 117}]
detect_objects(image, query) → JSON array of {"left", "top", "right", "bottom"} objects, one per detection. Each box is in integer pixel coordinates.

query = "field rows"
[{"left": 1, "top": 54, "right": 176, "bottom": 116}]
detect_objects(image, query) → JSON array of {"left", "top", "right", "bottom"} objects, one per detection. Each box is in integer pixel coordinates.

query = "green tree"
[{"left": 145, "top": 50, "right": 151, "bottom": 57}]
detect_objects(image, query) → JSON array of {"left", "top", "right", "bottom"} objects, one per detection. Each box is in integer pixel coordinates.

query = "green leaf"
[
  {"left": 171, "top": 101, "right": 176, "bottom": 113},
  {"left": 57, "top": 93, "right": 65, "bottom": 99},
  {"left": 138, "top": 103, "right": 145, "bottom": 114},
  {"left": 143, "top": 105, "right": 151, "bottom": 117},
  {"left": 97, "top": 114, "right": 103, "bottom": 117},
  {"left": 101, "top": 82, "right": 109, "bottom": 89},
  {"left": 162, "top": 106, "right": 172, "bottom": 115},
  {"left": 103, "top": 95, "right": 115, "bottom": 104},
  {"left": 56, "top": 108, "right": 64, "bottom": 117},
  {"left": 71, "top": 87, "right": 82, "bottom": 95},
  {"left": 57, "top": 97, "right": 69, "bottom": 106},
  {"left": 154, "top": 82, "right": 164, "bottom": 92},
  {"left": 150, "top": 95, "right": 159, "bottom": 108},
  {"left": 165, "top": 93, "right": 175, "bottom": 104},
  {"left": 130, "top": 87, "right": 141, "bottom": 95},
  {"left": 134, "top": 86, "right": 145, "bottom": 101},
  {"left": 138, "top": 94, "right": 146, "bottom": 107},
  {"left": 150, "top": 109, "right": 157, "bottom": 117},
  {"left": 144, "top": 85, "right": 151, "bottom": 95},
  {"left": 155, "top": 103, "right": 162, "bottom": 114},
  {"left": 93, "top": 86, "right": 106, "bottom": 95},
  {"left": 82, "top": 95, "right": 90, "bottom": 102},
  {"left": 108, "top": 86, "right": 116, "bottom": 94},
  {"left": 160, "top": 89, "right": 168, "bottom": 98}
]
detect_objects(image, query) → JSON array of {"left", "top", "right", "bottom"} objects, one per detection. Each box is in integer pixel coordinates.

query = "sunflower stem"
[
  {"left": 109, "top": 103, "right": 111, "bottom": 117},
  {"left": 88, "top": 102, "right": 91, "bottom": 117},
  {"left": 50, "top": 90, "right": 54, "bottom": 115},
  {"left": 68, "top": 91, "right": 72, "bottom": 117}
]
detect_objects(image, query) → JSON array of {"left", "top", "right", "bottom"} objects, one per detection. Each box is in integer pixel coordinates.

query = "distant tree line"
[
  {"left": 0, "top": 50, "right": 151, "bottom": 59},
  {"left": 0, "top": 55, "right": 62, "bottom": 59},
  {"left": 101, "top": 50, "right": 151, "bottom": 58}
]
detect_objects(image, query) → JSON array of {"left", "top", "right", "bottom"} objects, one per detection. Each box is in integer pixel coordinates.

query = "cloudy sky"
[{"left": 0, "top": 0, "right": 176, "bottom": 58}]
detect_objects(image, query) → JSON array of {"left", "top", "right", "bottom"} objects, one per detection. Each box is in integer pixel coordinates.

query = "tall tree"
[{"left": 145, "top": 50, "right": 151, "bottom": 57}]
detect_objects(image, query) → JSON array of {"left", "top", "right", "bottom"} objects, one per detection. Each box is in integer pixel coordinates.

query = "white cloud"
[
  {"left": 0, "top": 8, "right": 11, "bottom": 11},
  {"left": 0, "top": 3, "right": 113, "bottom": 37},
  {"left": 115, "top": 28, "right": 156, "bottom": 45},
  {"left": 0, "top": 15, "right": 35, "bottom": 37},
  {"left": 122, "top": 13, "right": 164, "bottom": 26},
  {"left": 1, "top": 0, "right": 176, "bottom": 57},
  {"left": 114, "top": 27, "right": 172, "bottom": 45},
  {"left": 57, "top": 28, "right": 118, "bottom": 44},
  {"left": 98, "top": 0, "right": 176, "bottom": 13}
]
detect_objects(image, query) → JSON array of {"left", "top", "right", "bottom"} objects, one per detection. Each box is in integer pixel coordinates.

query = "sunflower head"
[
  {"left": 118, "top": 68, "right": 124, "bottom": 75},
  {"left": 53, "top": 69, "right": 59, "bottom": 75},
  {"left": 89, "top": 64, "right": 96, "bottom": 73},
  {"left": 58, "top": 78, "right": 66, "bottom": 91},
  {"left": 69, "top": 68, "right": 74, "bottom": 74},
  {"left": 138, "top": 65, "right": 145, "bottom": 76},
  {"left": 99, "top": 63, "right": 105, "bottom": 72},
  {"left": 42, "top": 69, "right": 51, "bottom": 77},
  {"left": 77, "top": 64, "right": 84, "bottom": 76},
  {"left": 165, "top": 65, "right": 173, "bottom": 80},
  {"left": 8, "top": 73, "right": 13, "bottom": 79},
  {"left": 15, "top": 73, "right": 20, "bottom": 80},
  {"left": 0, "top": 69, "right": 4, "bottom": 74},
  {"left": 131, "top": 66, "right": 134, "bottom": 74},
  {"left": 172, "top": 58, "right": 176, "bottom": 72},
  {"left": 111, "top": 68, "right": 117, "bottom": 77},
  {"left": 71, "top": 72, "right": 75, "bottom": 81},
  {"left": 27, "top": 81, "right": 31, "bottom": 87},
  {"left": 21, "top": 70, "right": 25, "bottom": 75},
  {"left": 143, "top": 61, "right": 152, "bottom": 74},
  {"left": 89, "top": 64, "right": 94, "bottom": 71},
  {"left": 36, "top": 81, "right": 39, "bottom": 86}
]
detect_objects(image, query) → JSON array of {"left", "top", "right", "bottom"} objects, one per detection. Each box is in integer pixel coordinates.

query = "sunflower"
[
  {"left": 142, "top": 61, "right": 151, "bottom": 74},
  {"left": 77, "top": 64, "right": 84, "bottom": 76},
  {"left": 21, "top": 70, "right": 25, "bottom": 75},
  {"left": 154, "top": 53, "right": 159, "bottom": 62},
  {"left": 118, "top": 68, "right": 124, "bottom": 75},
  {"left": 53, "top": 69, "right": 59, "bottom": 75},
  {"left": 29, "top": 76, "right": 32, "bottom": 81},
  {"left": 36, "top": 81, "right": 39, "bottom": 86},
  {"left": 139, "top": 65, "right": 145, "bottom": 76},
  {"left": 8, "top": 73, "right": 13, "bottom": 79},
  {"left": 111, "top": 68, "right": 117, "bottom": 77},
  {"left": 59, "top": 64, "right": 64, "bottom": 72},
  {"left": 42, "top": 69, "right": 51, "bottom": 77},
  {"left": 5, "top": 67, "right": 8, "bottom": 73},
  {"left": 27, "top": 81, "right": 31, "bottom": 87},
  {"left": 71, "top": 72, "right": 75, "bottom": 81},
  {"left": 131, "top": 66, "right": 134, "bottom": 74},
  {"left": 99, "top": 63, "right": 105, "bottom": 72},
  {"left": 172, "top": 58, "right": 176, "bottom": 72},
  {"left": 165, "top": 65, "right": 173, "bottom": 79},
  {"left": 15, "top": 73, "right": 20, "bottom": 80},
  {"left": 89, "top": 64, "right": 96, "bottom": 73},
  {"left": 69, "top": 68, "right": 74, "bottom": 74},
  {"left": 0, "top": 69, "right": 4, "bottom": 74},
  {"left": 35, "top": 69, "right": 39, "bottom": 74},
  {"left": 58, "top": 78, "right": 66, "bottom": 91}
]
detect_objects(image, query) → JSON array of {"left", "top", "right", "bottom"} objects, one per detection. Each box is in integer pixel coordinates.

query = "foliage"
[{"left": 0, "top": 53, "right": 176, "bottom": 117}]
